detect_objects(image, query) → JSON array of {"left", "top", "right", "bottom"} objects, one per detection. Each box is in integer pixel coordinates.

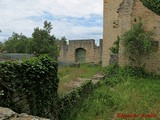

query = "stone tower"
[
  {"left": 102, "top": 0, "right": 123, "bottom": 67},
  {"left": 103, "top": 0, "right": 160, "bottom": 73}
]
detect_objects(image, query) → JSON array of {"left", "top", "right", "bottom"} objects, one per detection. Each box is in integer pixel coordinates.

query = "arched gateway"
[
  {"left": 58, "top": 39, "right": 102, "bottom": 64},
  {"left": 75, "top": 48, "right": 86, "bottom": 63}
]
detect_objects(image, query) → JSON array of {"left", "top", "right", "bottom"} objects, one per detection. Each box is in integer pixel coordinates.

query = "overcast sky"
[{"left": 0, "top": 0, "right": 103, "bottom": 44}]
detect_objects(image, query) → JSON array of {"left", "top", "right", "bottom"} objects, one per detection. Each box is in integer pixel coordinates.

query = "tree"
[
  {"left": 25, "top": 38, "right": 34, "bottom": 54},
  {"left": 122, "top": 21, "right": 154, "bottom": 67},
  {"left": 58, "top": 36, "right": 67, "bottom": 46},
  {"left": 3, "top": 32, "right": 30, "bottom": 53},
  {"left": 32, "top": 21, "right": 59, "bottom": 58}
]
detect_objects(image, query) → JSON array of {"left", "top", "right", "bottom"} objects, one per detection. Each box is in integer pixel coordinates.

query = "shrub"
[
  {"left": 122, "top": 21, "right": 154, "bottom": 67},
  {"left": 0, "top": 55, "right": 59, "bottom": 117},
  {"left": 103, "top": 63, "right": 119, "bottom": 77},
  {"left": 110, "top": 36, "right": 120, "bottom": 54},
  {"left": 141, "top": 0, "right": 160, "bottom": 15}
]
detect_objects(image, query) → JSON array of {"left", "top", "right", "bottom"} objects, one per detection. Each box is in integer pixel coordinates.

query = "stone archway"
[{"left": 75, "top": 48, "right": 86, "bottom": 63}]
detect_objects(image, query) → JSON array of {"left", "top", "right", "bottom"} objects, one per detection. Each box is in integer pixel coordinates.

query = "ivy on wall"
[
  {"left": 110, "top": 36, "right": 120, "bottom": 54},
  {"left": 141, "top": 0, "right": 160, "bottom": 15},
  {"left": 122, "top": 21, "right": 154, "bottom": 67},
  {"left": 0, "top": 55, "right": 101, "bottom": 119},
  {"left": 0, "top": 55, "right": 59, "bottom": 117}
]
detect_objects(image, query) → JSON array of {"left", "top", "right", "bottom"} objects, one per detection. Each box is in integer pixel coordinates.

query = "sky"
[{"left": 0, "top": 0, "right": 103, "bottom": 45}]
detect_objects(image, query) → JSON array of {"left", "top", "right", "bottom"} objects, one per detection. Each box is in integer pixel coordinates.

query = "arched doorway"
[{"left": 75, "top": 48, "right": 86, "bottom": 63}]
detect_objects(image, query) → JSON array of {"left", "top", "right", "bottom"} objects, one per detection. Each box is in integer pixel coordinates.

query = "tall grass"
[{"left": 65, "top": 65, "right": 160, "bottom": 120}]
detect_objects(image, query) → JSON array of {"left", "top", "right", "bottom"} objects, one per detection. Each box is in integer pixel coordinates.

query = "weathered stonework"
[
  {"left": 102, "top": 0, "right": 123, "bottom": 67},
  {"left": 58, "top": 39, "right": 102, "bottom": 64},
  {"left": 0, "top": 107, "right": 49, "bottom": 120},
  {"left": 103, "top": 0, "right": 160, "bottom": 73}
]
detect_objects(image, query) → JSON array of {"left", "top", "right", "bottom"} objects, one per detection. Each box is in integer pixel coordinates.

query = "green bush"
[
  {"left": 103, "top": 64, "right": 153, "bottom": 87},
  {"left": 110, "top": 36, "right": 120, "bottom": 54},
  {"left": 0, "top": 55, "right": 59, "bottom": 117},
  {"left": 103, "top": 63, "right": 119, "bottom": 77},
  {"left": 122, "top": 21, "right": 154, "bottom": 67},
  {"left": 141, "top": 0, "right": 160, "bottom": 15}
]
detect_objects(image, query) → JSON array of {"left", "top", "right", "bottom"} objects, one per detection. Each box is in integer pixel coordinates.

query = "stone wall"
[
  {"left": 130, "top": 0, "right": 160, "bottom": 73},
  {"left": 0, "top": 80, "right": 31, "bottom": 114},
  {"left": 0, "top": 56, "right": 59, "bottom": 118},
  {"left": 94, "top": 39, "right": 103, "bottom": 63},
  {"left": 103, "top": 0, "right": 160, "bottom": 73},
  {"left": 58, "top": 39, "right": 102, "bottom": 64},
  {"left": 0, "top": 53, "right": 34, "bottom": 61},
  {"left": 102, "top": 0, "right": 123, "bottom": 67},
  {"left": 0, "top": 107, "right": 49, "bottom": 120}
]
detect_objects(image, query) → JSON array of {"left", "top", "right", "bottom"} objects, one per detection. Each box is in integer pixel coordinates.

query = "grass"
[
  {"left": 66, "top": 66, "right": 160, "bottom": 120},
  {"left": 58, "top": 63, "right": 101, "bottom": 93}
]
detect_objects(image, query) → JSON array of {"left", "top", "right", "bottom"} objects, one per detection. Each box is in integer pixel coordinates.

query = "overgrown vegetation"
[
  {"left": 122, "top": 21, "right": 155, "bottom": 67},
  {"left": 66, "top": 64, "right": 160, "bottom": 120},
  {"left": 0, "top": 58, "right": 102, "bottom": 119},
  {"left": 0, "top": 55, "right": 59, "bottom": 117},
  {"left": 110, "top": 36, "right": 120, "bottom": 54},
  {"left": 57, "top": 80, "right": 94, "bottom": 120},
  {"left": 1, "top": 21, "right": 62, "bottom": 59},
  {"left": 141, "top": 0, "right": 160, "bottom": 15},
  {"left": 58, "top": 36, "right": 68, "bottom": 46},
  {"left": 58, "top": 63, "right": 101, "bottom": 93},
  {"left": 32, "top": 21, "right": 59, "bottom": 58},
  {"left": 2, "top": 32, "right": 32, "bottom": 53}
]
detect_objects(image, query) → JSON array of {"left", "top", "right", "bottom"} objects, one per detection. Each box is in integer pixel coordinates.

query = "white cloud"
[{"left": 0, "top": 0, "right": 103, "bottom": 42}]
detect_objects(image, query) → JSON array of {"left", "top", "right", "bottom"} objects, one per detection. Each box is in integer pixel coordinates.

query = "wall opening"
[{"left": 75, "top": 48, "right": 86, "bottom": 63}]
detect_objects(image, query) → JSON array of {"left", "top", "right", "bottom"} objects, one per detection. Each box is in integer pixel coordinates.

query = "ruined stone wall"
[
  {"left": 67, "top": 40, "right": 95, "bottom": 63},
  {"left": 58, "top": 42, "right": 68, "bottom": 62},
  {"left": 103, "top": 0, "right": 160, "bottom": 73},
  {"left": 102, "top": 0, "right": 123, "bottom": 67},
  {"left": 131, "top": 0, "right": 160, "bottom": 73},
  {"left": 118, "top": 0, "right": 135, "bottom": 66},
  {"left": 94, "top": 39, "right": 103, "bottom": 63},
  {"left": 58, "top": 39, "right": 102, "bottom": 64}
]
